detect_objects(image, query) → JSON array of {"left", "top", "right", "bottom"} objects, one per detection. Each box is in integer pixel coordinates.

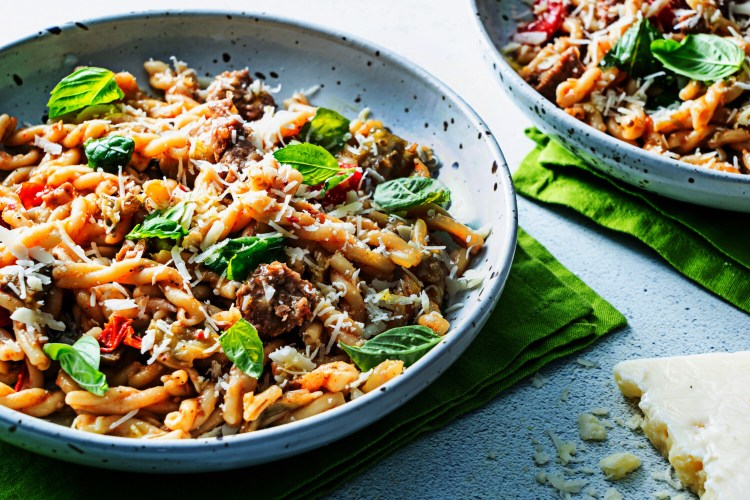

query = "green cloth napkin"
[
  {"left": 515, "top": 129, "right": 750, "bottom": 314},
  {"left": 0, "top": 228, "right": 625, "bottom": 500}
]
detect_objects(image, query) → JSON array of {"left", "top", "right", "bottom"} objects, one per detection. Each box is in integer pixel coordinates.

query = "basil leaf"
[
  {"left": 74, "top": 104, "right": 120, "bottom": 123},
  {"left": 600, "top": 18, "right": 663, "bottom": 78},
  {"left": 273, "top": 143, "right": 340, "bottom": 185},
  {"left": 323, "top": 172, "right": 352, "bottom": 193},
  {"left": 197, "top": 235, "right": 284, "bottom": 281},
  {"left": 373, "top": 177, "right": 451, "bottom": 212},
  {"left": 651, "top": 34, "right": 744, "bottom": 81},
  {"left": 126, "top": 202, "right": 193, "bottom": 241},
  {"left": 72, "top": 335, "right": 102, "bottom": 370},
  {"left": 219, "top": 318, "right": 264, "bottom": 378},
  {"left": 43, "top": 336, "right": 109, "bottom": 396},
  {"left": 84, "top": 135, "right": 135, "bottom": 173},
  {"left": 339, "top": 325, "right": 442, "bottom": 371},
  {"left": 299, "top": 108, "right": 351, "bottom": 153},
  {"left": 47, "top": 67, "right": 125, "bottom": 120}
]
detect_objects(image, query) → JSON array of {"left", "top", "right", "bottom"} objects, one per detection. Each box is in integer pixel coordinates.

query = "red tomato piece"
[
  {"left": 320, "top": 168, "right": 363, "bottom": 206},
  {"left": 14, "top": 363, "right": 28, "bottom": 392},
  {"left": 16, "top": 182, "right": 45, "bottom": 209},
  {"left": 519, "top": 1, "right": 566, "bottom": 43},
  {"left": 99, "top": 315, "right": 136, "bottom": 353}
]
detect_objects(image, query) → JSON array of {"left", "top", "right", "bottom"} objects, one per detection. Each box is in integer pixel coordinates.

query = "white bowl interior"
[{"left": 0, "top": 11, "right": 517, "bottom": 471}]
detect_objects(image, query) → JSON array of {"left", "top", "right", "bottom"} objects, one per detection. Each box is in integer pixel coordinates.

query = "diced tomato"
[
  {"left": 16, "top": 182, "right": 45, "bottom": 209},
  {"left": 286, "top": 214, "right": 300, "bottom": 224},
  {"left": 0, "top": 308, "right": 10, "bottom": 328},
  {"left": 99, "top": 315, "right": 136, "bottom": 353},
  {"left": 14, "top": 363, "right": 28, "bottom": 392},
  {"left": 123, "top": 325, "right": 143, "bottom": 350},
  {"left": 519, "top": 0, "right": 566, "bottom": 43},
  {"left": 319, "top": 167, "right": 363, "bottom": 206}
]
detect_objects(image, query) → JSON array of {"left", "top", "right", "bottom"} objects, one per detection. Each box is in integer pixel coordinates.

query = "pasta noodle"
[{"left": 0, "top": 58, "right": 486, "bottom": 438}]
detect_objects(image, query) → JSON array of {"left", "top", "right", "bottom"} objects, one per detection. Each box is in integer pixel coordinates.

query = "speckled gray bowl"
[
  {"left": 473, "top": 0, "right": 750, "bottom": 212},
  {"left": 0, "top": 11, "right": 517, "bottom": 472}
]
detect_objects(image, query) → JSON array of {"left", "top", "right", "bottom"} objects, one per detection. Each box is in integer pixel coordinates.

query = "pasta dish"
[
  {"left": 507, "top": 0, "right": 750, "bottom": 174},
  {"left": 0, "top": 59, "right": 486, "bottom": 439}
]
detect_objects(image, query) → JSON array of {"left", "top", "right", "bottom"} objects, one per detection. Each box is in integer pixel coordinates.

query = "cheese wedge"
[{"left": 614, "top": 351, "right": 750, "bottom": 499}]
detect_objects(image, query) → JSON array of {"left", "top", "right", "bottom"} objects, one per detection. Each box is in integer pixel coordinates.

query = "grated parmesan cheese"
[
  {"left": 103, "top": 298, "right": 138, "bottom": 311},
  {"left": 33, "top": 135, "right": 63, "bottom": 155},
  {"left": 109, "top": 409, "right": 139, "bottom": 430},
  {"left": 10, "top": 307, "right": 65, "bottom": 332}
]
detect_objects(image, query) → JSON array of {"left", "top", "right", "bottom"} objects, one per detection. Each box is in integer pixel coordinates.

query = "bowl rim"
[
  {"left": 0, "top": 9, "right": 518, "bottom": 459},
  {"left": 469, "top": 0, "right": 750, "bottom": 187}
]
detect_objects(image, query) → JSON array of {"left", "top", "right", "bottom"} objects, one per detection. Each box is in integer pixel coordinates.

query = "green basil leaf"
[
  {"left": 651, "top": 34, "right": 744, "bottom": 81},
  {"left": 43, "top": 336, "right": 109, "bottom": 396},
  {"left": 322, "top": 172, "right": 352, "bottom": 193},
  {"left": 126, "top": 202, "right": 193, "bottom": 241},
  {"left": 339, "top": 325, "right": 442, "bottom": 371},
  {"left": 47, "top": 67, "right": 125, "bottom": 120},
  {"left": 373, "top": 177, "right": 451, "bottom": 212},
  {"left": 600, "top": 18, "right": 663, "bottom": 78},
  {"left": 197, "top": 235, "right": 284, "bottom": 281},
  {"left": 74, "top": 104, "right": 120, "bottom": 123},
  {"left": 84, "top": 135, "right": 135, "bottom": 173},
  {"left": 219, "top": 318, "right": 264, "bottom": 378},
  {"left": 299, "top": 108, "right": 351, "bottom": 153},
  {"left": 273, "top": 143, "right": 340, "bottom": 185},
  {"left": 72, "top": 335, "right": 102, "bottom": 370}
]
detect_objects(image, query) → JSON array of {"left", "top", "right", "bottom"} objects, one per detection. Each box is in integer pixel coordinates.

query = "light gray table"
[{"left": 7, "top": 1, "right": 747, "bottom": 497}]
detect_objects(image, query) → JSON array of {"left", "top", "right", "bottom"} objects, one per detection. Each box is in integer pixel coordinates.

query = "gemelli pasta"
[
  {"left": 0, "top": 59, "right": 487, "bottom": 439},
  {"left": 507, "top": 0, "right": 750, "bottom": 173}
]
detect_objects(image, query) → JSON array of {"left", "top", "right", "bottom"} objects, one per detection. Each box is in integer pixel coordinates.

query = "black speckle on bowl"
[
  {"left": 424, "top": 122, "right": 429, "bottom": 128},
  {"left": 12, "top": 74, "right": 22, "bottom": 86},
  {"left": 222, "top": 52, "right": 231, "bottom": 63},
  {"left": 75, "top": 22, "right": 89, "bottom": 31},
  {"left": 8, "top": 425, "right": 16, "bottom": 433},
  {"left": 443, "top": 121, "right": 448, "bottom": 131},
  {"left": 254, "top": 72, "right": 266, "bottom": 80},
  {"left": 67, "top": 444, "right": 85, "bottom": 454},
  {"left": 452, "top": 162, "right": 459, "bottom": 169},
  {"left": 689, "top": 177, "right": 695, "bottom": 183},
  {"left": 493, "top": 183, "right": 498, "bottom": 191},
  {"left": 46, "top": 26, "right": 62, "bottom": 35}
]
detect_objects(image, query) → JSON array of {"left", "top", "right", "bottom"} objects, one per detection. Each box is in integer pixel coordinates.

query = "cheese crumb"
[
  {"left": 651, "top": 465, "right": 683, "bottom": 490},
  {"left": 530, "top": 372, "right": 547, "bottom": 388},
  {"left": 547, "top": 430, "right": 578, "bottom": 465},
  {"left": 603, "top": 488, "right": 623, "bottom": 500},
  {"left": 577, "top": 413, "right": 608, "bottom": 441},
  {"left": 533, "top": 451, "right": 549, "bottom": 466},
  {"left": 560, "top": 387, "right": 570, "bottom": 402},
  {"left": 600, "top": 452, "right": 641, "bottom": 480},
  {"left": 537, "top": 472, "right": 588, "bottom": 494}
]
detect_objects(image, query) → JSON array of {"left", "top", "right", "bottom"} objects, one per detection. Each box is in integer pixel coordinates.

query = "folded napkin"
[
  {"left": 0, "top": 228, "right": 625, "bottom": 499},
  {"left": 515, "top": 129, "right": 750, "bottom": 314}
]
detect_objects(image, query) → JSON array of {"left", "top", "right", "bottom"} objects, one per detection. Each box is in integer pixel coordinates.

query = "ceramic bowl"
[
  {"left": 472, "top": 0, "right": 750, "bottom": 212},
  {"left": 0, "top": 11, "right": 517, "bottom": 472}
]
